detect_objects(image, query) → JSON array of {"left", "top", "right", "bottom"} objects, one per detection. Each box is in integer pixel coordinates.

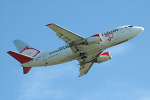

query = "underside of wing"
[
  {"left": 46, "top": 23, "right": 85, "bottom": 46},
  {"left": 78, "top": 51, "right": 103, "bottom": 77},
  {"left": 79, "top": 61, "right": 94, "bottom": 77}
]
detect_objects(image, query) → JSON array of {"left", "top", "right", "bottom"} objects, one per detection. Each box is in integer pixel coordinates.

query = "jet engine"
[
  {"left": 78, "top": 34, "right": 102, "bottom": 45},
  {"left": 96, "top": 52, "right": 112, "bottom": 63}
]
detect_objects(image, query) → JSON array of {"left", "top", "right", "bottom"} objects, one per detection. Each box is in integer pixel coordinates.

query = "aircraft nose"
[
  {"left": 138, "top": 27, "right": 144, "bottom": 33},
  {"left": 135, "top": 27, "right": 144, "bottom": 35},
  {"left": 129, "top": 26, "right": 144, "bottom": 39},
  {"left": 139, "top": 27, "right": 144, "bottom": 32}
]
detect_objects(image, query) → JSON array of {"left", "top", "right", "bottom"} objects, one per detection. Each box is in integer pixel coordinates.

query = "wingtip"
[{"left": 46, "top": 23, "right": 54, "bottom": 26}]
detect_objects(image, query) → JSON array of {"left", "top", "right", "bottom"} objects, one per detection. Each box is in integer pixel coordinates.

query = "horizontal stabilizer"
[
  {"left": 7, "top": 51, "right": 33, "bottom": 64},
  {"left": 23, "top": 67, "right": 32, "bottom": 74}
]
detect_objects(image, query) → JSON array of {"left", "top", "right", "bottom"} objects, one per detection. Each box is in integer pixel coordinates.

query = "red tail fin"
[
  {"left": 23, "top": 67, "right": 32, "bottom": 74},
  {"left": 7, "top": 51, "right": 33, "bottom": 64}
]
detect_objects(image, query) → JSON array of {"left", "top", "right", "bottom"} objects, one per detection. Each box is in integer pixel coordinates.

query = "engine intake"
[{"left": 96, "top": 52, "right": 112, "bottom": 63}]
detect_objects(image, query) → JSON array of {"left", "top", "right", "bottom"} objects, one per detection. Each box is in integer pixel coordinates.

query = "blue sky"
[{"left": 1, "top": 0, "right": 150, "bottom": 100}]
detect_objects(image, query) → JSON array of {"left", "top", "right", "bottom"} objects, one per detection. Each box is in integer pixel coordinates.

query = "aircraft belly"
[
  {"left": 23, "top": 60, "right": 46, "bottom": 67},
  {"left": 46, "top": 48, "right": 75, "bottom": 65}
]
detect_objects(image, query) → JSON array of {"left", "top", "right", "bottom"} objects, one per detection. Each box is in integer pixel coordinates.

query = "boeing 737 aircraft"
[{"left": 7, "top": 23, "right": 144, "bottom": 77}]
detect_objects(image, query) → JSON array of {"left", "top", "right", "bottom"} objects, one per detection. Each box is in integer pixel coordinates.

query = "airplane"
[{"left": 7, "top": 23, "right": 144, "bottom": 77}]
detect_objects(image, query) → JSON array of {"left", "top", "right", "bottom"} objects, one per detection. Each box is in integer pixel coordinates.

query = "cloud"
[
  {"left": 138, "top": 90, "right": 150, "bottom": 100},
  {"left": 77, "top": 91, "right": 103, "bottom": 100},
  {"left": 74, "top": 78, "right": 150, "bottom": 100},
  {"left": 16, "top": 62, "right": 150, "bottom": 100},
  {"left": 140, "top": 96, "right": 150, "bottom": 100},
  {"left": 76, "top": 88, "right": 150, "bottom": 100},
  {"left": 17, "top": 62, "right": 78, "bottom": 100}
]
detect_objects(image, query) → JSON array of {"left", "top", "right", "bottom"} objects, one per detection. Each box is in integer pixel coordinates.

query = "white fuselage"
[{"left": 23, "top": 25, "right": 144, "bottom": 67}]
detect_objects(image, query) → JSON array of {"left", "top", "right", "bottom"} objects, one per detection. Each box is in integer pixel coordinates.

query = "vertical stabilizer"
[
  {"left": 13, "top": 39, "right": 40, "bottom": 57},
  {"left": 13, "top": 39, "right": 33, "bottom": 53}
]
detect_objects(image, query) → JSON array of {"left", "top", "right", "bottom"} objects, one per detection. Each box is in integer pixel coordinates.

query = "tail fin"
[
  {"left": 13, "top": 39, "right": 40, "bottom": 57},
  {"left": 13, "top": 39, "right": 33, "bottom": 53},
  {"left": 8, "top": 39, "right": 40, "bottom": 74}
]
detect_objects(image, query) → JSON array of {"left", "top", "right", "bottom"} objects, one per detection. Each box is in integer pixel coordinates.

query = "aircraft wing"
[
  {"left": 79, "top": 61, "right": 94, "bottom": 77},
  {"left": 78, "top": 51, "right": 103, "bottom": 77},
  {"left": 46, "top": 23, "right": 85, "bottom": 46}
]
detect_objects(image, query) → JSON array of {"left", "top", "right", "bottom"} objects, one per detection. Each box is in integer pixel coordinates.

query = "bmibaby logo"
[
  {"left": 105, "top": 33, "right": 113, "bottom": 42},
  {"left": 20, "top": 46, "right": 40, "bottom": 57},
  {"left": 105, "top": 29, "right": 117, "bottom": 42}
]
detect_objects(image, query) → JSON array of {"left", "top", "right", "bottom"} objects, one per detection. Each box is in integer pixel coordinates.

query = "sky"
[{"left": 1, "top": 0, "right": 150, "bottom": 100}]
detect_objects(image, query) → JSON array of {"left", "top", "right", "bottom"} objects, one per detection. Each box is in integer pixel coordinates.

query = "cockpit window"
[{"left": 128, "top": 25, "right": 133, "bottom": 27}]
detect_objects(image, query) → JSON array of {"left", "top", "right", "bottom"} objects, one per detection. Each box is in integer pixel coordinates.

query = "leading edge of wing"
[
  {"left": 46, "top": 23, "right": 84, "bottom": 38},
  {"left": 46, "top": 23, "right": 85, "bottom": 45}
]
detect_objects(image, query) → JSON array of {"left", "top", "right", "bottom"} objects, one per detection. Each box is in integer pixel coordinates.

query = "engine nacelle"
[
  {"left": 79, "top": 34, "right": 102, "bottom": 45},
  {"left": 96, "top": 52, "right": 112, "bottom": 63}
]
